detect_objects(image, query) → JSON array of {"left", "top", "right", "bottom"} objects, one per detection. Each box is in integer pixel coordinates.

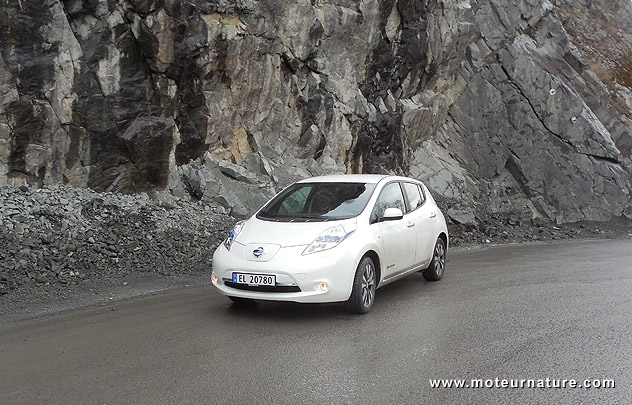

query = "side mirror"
[{"left": 382, "top": 207, "right": 404, "bottom": 221}]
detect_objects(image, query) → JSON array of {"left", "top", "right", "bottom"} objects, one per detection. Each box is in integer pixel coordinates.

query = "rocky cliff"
[{"left": 1, "top": 0, "right": 631, "bottom": 223}]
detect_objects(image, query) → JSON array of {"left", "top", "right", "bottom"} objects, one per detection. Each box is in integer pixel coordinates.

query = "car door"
[
  {"left": 370, "top": 182, "right": 416, "bottom": 278},
  {"left": 402, "top": 182, "right": 435, "bottom": 267}
]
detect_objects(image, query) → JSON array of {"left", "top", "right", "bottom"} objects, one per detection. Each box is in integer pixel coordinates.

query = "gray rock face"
[{"left": 0, "top": 0, "right": 631, "bottom": 222}]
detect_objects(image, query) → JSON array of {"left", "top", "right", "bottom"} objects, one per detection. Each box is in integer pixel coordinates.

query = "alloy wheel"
[
  {"left": 434, "top": 241, "right": 446, "bottom": 277},
  {"left": 361, "top": 262, "right": 375, "bottom": 308}
]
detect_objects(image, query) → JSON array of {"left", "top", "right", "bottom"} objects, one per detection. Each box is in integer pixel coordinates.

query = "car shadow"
[{"left": 224, "top": 299, "right": 347, "bottom": 321}]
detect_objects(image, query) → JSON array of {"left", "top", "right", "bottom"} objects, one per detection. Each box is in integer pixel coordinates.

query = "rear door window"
[{"left": 402, "top": 182, "right": 424, "bottom": 211}]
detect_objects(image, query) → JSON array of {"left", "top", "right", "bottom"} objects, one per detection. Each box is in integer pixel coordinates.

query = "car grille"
[{"left": 223, "top": 280, "right": 302, "bottom": 293}]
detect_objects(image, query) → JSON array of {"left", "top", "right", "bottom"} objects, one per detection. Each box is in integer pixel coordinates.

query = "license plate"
[{"left": 232, "top": 272, "right": 276, "bottom": 286}]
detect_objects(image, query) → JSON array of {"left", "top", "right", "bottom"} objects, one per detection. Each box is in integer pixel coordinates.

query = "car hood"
[{"left": 235, "top": 217, "right": 357, "bottom": 247}]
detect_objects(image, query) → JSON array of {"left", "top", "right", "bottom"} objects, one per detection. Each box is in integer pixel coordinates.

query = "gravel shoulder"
[
  {"left": 2, "top": 185, "right": 631, "bottom": 325},
  {"left": 0, "top": 185, "right": 231, "bottom": 324}
]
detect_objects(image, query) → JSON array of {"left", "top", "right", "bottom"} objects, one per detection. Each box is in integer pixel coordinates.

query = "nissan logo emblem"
[{"left": 253, "top": 247, "right": 265, "bottom": 258}]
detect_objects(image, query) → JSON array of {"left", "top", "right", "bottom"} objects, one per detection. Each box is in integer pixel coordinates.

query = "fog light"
[
  {"left": 211, "top": 274, "right": 218, "bottom": 284},
  {"left": 318, "top": 282, "right": 328, "bottom": 292}
]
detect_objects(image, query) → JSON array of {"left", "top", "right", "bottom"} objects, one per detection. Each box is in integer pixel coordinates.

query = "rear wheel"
[
  {"left": 344, "top": 256, "right": 377, "bottom": 314},
  {"left": 422, "top": 238, "right": 446, "bottom": 281}
]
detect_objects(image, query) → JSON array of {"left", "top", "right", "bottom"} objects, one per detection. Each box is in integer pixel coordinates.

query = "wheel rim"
[
  {"left": 361, "top": 262, "right": 375, "bottom": 308},
  {"left": 434, "top": 242, "right": 446, "bottom": 276}
]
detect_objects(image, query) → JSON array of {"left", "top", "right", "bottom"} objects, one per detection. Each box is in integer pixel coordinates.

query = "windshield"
[{"left": 257, "top": 182, "right": 377, "bottom": 222}]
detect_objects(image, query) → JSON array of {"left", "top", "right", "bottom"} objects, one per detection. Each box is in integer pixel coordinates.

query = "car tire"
[
  {"left": 422, "top": 238, "right": 446, "bottom": 281},
  {"left": 344, "top": 256, "right": 377, "bottom": 314}
]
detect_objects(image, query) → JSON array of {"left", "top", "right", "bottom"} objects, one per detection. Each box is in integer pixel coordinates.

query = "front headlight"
[
  {"left": 302, "top": 224, "right": 356, "bottom": 255},
  {"left": 223, "top": 221, "right": 246, "bottom": 251}
]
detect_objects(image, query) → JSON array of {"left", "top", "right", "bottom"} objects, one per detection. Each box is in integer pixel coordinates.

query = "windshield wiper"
[
  {"left": 288, "top": 216, "right": 322, "bottom": 222},
  {"left": 259, "top": 214, "right": 346, "bottom": 222}
]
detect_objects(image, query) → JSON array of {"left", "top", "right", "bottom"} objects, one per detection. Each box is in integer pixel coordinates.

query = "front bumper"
[{"left": 211, "top": 243, "right": 358, "bottom": 303}]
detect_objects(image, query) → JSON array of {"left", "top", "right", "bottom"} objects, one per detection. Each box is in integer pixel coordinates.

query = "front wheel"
[
  {"left": 421, "top": 238, "right": 446, "bottom": 281},
  {"left": 344, "top": 256, "right": 377, "bottom": 314}
]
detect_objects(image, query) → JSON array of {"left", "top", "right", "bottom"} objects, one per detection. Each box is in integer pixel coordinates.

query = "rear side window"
[
  {"left": 402, "top": 182, "right": 425, "bottom": 211},
  {"left": 370, "top": 182, "right": 406, "bottom": 223}
]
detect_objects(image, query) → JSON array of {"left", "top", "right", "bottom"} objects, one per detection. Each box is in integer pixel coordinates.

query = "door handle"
[
  {"left": 430, "top": 212, "right": 437, "bottom": 218},
  {"left": 407, "top": 222, "right": 415, "bottom": 228}
]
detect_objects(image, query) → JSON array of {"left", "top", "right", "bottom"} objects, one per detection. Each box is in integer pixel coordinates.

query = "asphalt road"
[{"left": 1, "top": 239, "right": 631, "bottom": 404}]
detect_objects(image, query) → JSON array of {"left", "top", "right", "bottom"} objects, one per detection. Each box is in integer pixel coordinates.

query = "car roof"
[{"left": 297, "top": 174, "right": 406, "bottom": 184}]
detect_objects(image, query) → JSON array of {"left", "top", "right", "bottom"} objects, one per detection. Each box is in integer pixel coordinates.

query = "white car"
[{"left": 211, "top": 174, "right": 448, "bottom": 313}]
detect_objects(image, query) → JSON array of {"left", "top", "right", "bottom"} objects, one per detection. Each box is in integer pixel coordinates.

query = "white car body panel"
[
  {"left": 413, "top": 186, "right": 443, "bottom": 266},
  {"left": 236, "top": 217, "right": 357, "bottom": 247},
  {"left": 377, "top": 218, "right": 416, "bottom": 278},
  {"left": 211, "top": 175, "right": 448, "bottom": 304}
]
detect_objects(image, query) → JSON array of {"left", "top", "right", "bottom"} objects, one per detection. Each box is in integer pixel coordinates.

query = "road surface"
[{"left": 1, "top": 239, "right": 631, "bottom": 404}]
